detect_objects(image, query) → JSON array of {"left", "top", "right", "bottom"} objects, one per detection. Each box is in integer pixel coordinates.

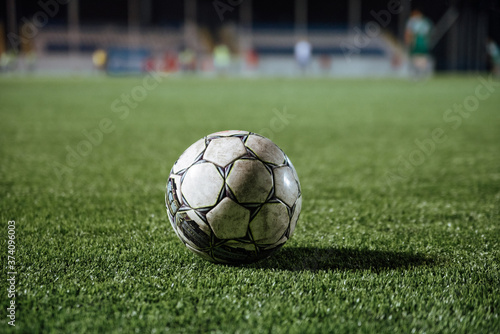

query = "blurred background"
[{"left": 0, "top": 0, "right": 499, "bottom": 77}]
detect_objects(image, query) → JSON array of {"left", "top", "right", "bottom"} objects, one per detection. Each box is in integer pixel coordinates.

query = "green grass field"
[{"left": 1, "top": 75, "right": 499, "bottom": 333}]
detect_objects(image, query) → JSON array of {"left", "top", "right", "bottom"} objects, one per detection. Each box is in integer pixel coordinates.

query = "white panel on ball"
[
  {"left": 289, "top": 195, "right": 302, "bottom": 237},
  {"left": 273, "top": 166, "right": 299, "bottom": 207},
  {"left": 226, "top": 159, "right": 272, "bottom": 204},
  {"left": 204, "top": 137, "right": 247, "bottom": 167},
  {"left": 245, "top": 135, "right": 285, "bottom": 165},
  {"left": 173, "top": 138, "right": 206, "bottom": 173},
  {"left": 181, "top": 163, "right": 224, "bottom": 208},
  {"left": 286, "top": 156, "right": 300, "bottom": 185},
  {"left": 206, "top": 198, "right": 250, "bottom": 239},
  {"left": 224, "top": 240, "right": 257, "bottom": 252},
  {"left": 250, "top": 202, "right": 289, "bottom": 245}
]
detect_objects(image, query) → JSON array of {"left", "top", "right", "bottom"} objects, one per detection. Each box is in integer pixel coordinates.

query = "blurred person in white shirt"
[{"left": 294, "top": 39, "right": 312, "bottom": 74}]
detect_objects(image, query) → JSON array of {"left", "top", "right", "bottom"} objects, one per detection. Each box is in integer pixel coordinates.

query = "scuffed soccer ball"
[{"left": 165, "top": 130, "right": 302, "bottom": 264}]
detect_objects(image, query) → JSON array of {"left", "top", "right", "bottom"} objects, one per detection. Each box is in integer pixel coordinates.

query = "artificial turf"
[{"left": 0, "top": 75, "right": 499, "bottom": 333}]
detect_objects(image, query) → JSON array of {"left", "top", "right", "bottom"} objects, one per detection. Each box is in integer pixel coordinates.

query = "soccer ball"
[{"left": 165, "top": 130, "right": 302, "bottom": 264}]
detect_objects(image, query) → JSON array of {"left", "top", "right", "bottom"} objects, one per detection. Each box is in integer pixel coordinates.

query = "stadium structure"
[{"left": 0, "top": 0, "right": 499, "bottom": 76}]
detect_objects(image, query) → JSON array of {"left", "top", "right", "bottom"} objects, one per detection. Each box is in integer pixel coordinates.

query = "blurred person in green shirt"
[{"left": 405, "top": 9, "right": 433, "bottom": 78}]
